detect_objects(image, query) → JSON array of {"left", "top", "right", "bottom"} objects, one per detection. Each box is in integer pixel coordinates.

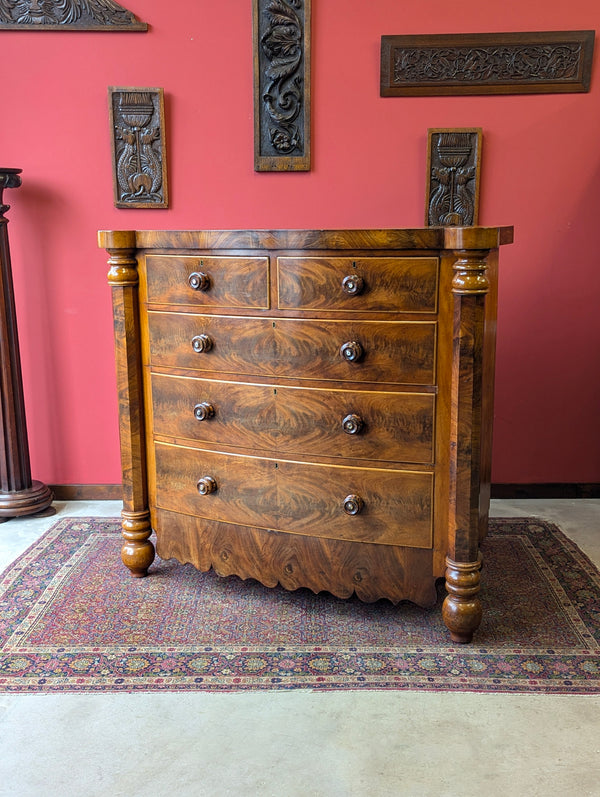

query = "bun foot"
[
  {"left": 121, "top": 510, "right": 155, "bottom": 578},
  {"left": 442, "top": 555, "right": 483, "bottom": 644}
]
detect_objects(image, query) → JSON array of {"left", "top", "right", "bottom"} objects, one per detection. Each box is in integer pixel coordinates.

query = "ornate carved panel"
[
  {"left": 108, "top": 87, "right": 168, "bottom": 209},
  {"left": 0, "top": 0, "right": 146, "bottom": 30},
  {"left": 425, "top": 129, "right": 482, "bottom": 227},
  {"left": 381, "top": 31, "right": 595, "bottom": 96},
  {"left": 253, "top": 0, "right": 311, "bottom": 171}
]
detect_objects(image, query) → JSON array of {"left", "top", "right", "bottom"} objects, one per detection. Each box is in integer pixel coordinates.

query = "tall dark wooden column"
[{"left": 0, "top": 168, "right": 53, "bottom": 519}]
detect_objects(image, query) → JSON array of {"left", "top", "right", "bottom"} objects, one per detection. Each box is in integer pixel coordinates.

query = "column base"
[{"left": 0, "top": 480, "right": 54, "bottom": 520}]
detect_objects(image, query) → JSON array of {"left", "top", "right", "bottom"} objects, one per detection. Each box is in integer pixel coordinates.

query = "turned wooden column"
[
  {"left": 101, "top": 230, "right": 154, "bottom": 577},
  {"left": 0, "top": 168, "right": 53, "bottom": 519},
  {"left": 442, "top": 247, "right": 490, "bottom": 643}
]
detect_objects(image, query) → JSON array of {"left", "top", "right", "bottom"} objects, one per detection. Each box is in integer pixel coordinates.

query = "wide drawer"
[
  {"left": 277, "top": 256, "right": 438, "bottom": 312},
  {"left": 151, "top": 373, "right": 435, "bottom": 464},
  {"left": 145, "top": 255, "right": 269, "bottom": 308},
  {"left": 154, "top": 442, "right": 433, "bottom": 548},
  {"left": 147, "top": 313, "right": 436, "bottom": 385}
]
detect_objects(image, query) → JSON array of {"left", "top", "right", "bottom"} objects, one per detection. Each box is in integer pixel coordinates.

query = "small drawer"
[
  {"left": 148, "top": 313, "right": 436, "bottom": 386},
  {"left": 277, "top": 257, "right": 438, "bottom": 312},
  {"left": 145, "top": 255, "right": 269, "bottom": 308},
  {"left": 154, "top": 442, "right": 433, "bottom": 548},
  {"left": 151, "top": 374, "right": 435, "bottom": 464}
]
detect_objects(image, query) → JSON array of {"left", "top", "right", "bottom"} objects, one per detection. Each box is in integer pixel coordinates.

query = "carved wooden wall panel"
[
  {"left": 0, "top": 0, "right": 146, "bottom": 30},
  {"left": 108, "top": 87, "right": 168, "bottom": 209},
  {"left": 381, "top": 31, "right": 595, "bottom": 96},
  {"left": 425, "top": 129, "right": 482, "bottom": 227},
  {"left": 253, "top": 0, "right": 311, "bottom": 171}
]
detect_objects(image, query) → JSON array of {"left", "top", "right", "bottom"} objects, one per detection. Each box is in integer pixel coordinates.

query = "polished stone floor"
[{"left": 0, "top": 499, "right": 599, "bottom": 797}]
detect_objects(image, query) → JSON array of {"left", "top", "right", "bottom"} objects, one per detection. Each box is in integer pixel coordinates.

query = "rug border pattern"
[{"left": 0, "top": 517, "right": 599, "bottom": 694}]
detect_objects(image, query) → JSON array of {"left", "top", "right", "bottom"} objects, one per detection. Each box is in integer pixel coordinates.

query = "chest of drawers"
[{"left": 99, "top": 227, "right": 513, "bottom": 643}]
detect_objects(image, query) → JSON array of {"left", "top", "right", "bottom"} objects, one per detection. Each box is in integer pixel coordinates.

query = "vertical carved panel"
[
  {"left": 425, "top": 129, "right": 482, "bottom": 227},
  {"left": 253, "top": 0, "right": 311, "bottom": 172},
  {"left": 108, "top": 87, "right": 168, "bottom": 209}
]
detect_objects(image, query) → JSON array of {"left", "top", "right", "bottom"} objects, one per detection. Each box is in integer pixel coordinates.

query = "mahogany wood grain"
[
  {"left": 145, "top": 255, "right": 269, "bottom": 309},
  {"left": 442, "top": 249, "right": 491, "bottom": 643},
  {"left": 154, "top": 508, "right": 437, "bottom": 606},
  {"left": 154, "top": 442, "right": 433, "bottom": 547},
  {"left": 106, "top": 237, "right": 154, "bottom": 577},
  {"left": 148, "top": 313, "right": 436, "bottom": 385},
  {"left": 277, "top": 256, "right": 438, "bottom": 312},
  {"left": 100, "top": 226, "right": 514, "bottom": 642},
  {"left": 151, "top": 373, "right": 435, "bottom": 464}
]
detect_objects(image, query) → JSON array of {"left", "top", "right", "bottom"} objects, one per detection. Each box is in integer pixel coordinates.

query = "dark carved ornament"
[
  {"left": 381, "top": 31, "right": 595, "bottom": 95},
  {"left": 0, "top": 0, "right": 147, "bottom": 30},
  {"left": 253, "top": 0, "right": 311, "bottom": 171},
  {"left": 425, "top": 129, "right": 482, "bottom": 227},
  {"left": 108, "top": 87, "right": 168, "bottom": 209}
]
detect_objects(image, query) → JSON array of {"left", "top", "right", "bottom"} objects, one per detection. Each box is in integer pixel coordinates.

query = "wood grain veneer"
[{"left": 99, "top": 226, "right": 513, "bottom": 642}]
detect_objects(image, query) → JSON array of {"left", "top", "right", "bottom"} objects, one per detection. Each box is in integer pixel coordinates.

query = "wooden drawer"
[
  {"left": 151, "top": 373, "right": 435, "bottom": 464},
  {"left": 154, "top": 442, "right": 433, "bottom": 548},
  {"left": 277, "top": 256, "right": 438, "bottom": 312},
  {"left": 148, "top": 313, "right": 436, "bottom": 385},
  {"left": 145, "top": 255, "right": 269, "bottom": 308}
]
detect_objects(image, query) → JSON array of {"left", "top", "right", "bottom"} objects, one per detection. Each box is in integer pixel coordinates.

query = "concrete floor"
[{"left": 0, "top": 499, "right": 599, "bottom": 797}]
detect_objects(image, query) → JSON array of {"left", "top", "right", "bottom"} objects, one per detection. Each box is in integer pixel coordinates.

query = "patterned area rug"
[{"left": 1, "top": 517, "right": 599, "bottom": 693}]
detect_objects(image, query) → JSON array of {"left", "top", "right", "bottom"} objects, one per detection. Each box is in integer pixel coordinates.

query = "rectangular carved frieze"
[
  {"left": 381, "top": 31, "right": 595, "bottom": 96},
  {"left": 0, "top": 0, "right": 146, "bottom": 30},
  {"left": 108, "top": 87, "right": 168, "bottom": 209},
  {"left": 253, "top": 0, "right": 311, "bottom": 171},
  {"left": 425, "top": 129, "right": 482, "bottom": 227}
]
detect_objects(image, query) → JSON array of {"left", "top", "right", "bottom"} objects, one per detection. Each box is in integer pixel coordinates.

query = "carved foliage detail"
[
  {"left": 394, "top": 43, "right": 583, "bottom": 85},
  {"left": 426, "top": 129, "right": 482, "bottom": 227},
  {"left": 381, "top": 32, "right": 595, "bottom": 96},
  {"left": 0, "top": 0, "right": 147, "bottom": 29},
  {"left": 109, "top": 88, "right": 168, "bottom": 209},
  {"left": 254, "top": 0, "right": 310, "bottom": 171}
]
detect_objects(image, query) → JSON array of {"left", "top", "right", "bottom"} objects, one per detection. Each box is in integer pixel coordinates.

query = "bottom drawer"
[{"left": 154, "top": 442, "right": 433, "bottom": 548}]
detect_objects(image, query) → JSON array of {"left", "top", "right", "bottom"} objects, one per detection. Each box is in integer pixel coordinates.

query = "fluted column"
[{"left": 0, "top": 168, "right": 53, "bottom": 519}]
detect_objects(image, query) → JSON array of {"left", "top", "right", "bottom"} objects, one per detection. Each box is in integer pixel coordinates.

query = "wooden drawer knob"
[
  {"left": 340, "top": 340, "right": 363, "bottom": 363},
  {"left": 342, "top": 274, "right": 364, "bottom": 296},
  {"left": 191, "top": 334, "right": 213, "bottom": 353},
  {"left": 343, "top": 494, "right": 364, "bottom": 515},
  {"left": 342, "top": 413, "right": 364, "bottom": 435},
  {"left": 197, "top": 476, "right": 218, "bottom": 495},
  {"left": 193, "top": 402, "right": 215, "bottom": 421},
  {"left": 188, "top": 271, "right": 211, "bottom": 292}
]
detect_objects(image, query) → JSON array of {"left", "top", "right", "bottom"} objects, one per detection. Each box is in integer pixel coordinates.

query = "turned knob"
[
  {"left": 193, "top": 402, "right": 215, "bottom": 421},
  {"left": 191, "top": 334, "right": 213, "bottom": 353},
  {"left": 197, "top": 476, "right": 217, "bottom": 495},
  {"left": 188, "top": 271, "right": 211, "bottom": 291},
  {"left": 342, "top": 413, "right": 364, "bottom": 435},
  {"left": 340, "top": 340, "right": 363, "bottom": 362},
  {"left": 342, "top": 274, "right": 364, "bottom": 296},
  {"left": 343, "top": 494, "right": 364, "bottom": 515}
]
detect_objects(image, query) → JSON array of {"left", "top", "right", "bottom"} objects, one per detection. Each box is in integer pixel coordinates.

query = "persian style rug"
[{"left": 0, "top": 517, "right": 599, "bottom": 694}]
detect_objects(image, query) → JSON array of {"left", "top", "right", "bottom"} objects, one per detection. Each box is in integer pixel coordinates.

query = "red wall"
[{"left": 2, "top": 1, "right": 599, "bottom": 486}]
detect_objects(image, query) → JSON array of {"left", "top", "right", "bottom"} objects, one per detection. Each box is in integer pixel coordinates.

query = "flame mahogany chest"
[{"left": 99, "top": 226, "right": 513, "bottom": 643}]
